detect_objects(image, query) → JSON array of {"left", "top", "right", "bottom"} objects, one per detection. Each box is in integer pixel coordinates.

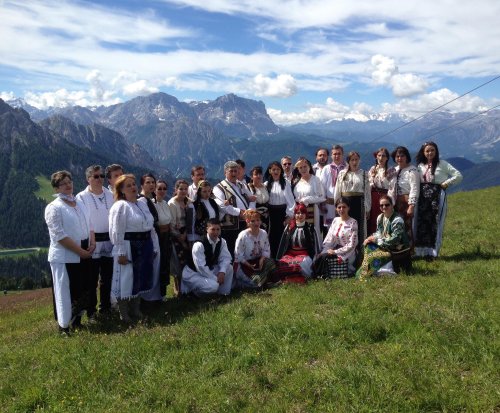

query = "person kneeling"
[
  {"left": 181, "top": 219, "right": 233, "bottom": 296},
  {"left": 356, "top": 195, "right": 410, "bottom": 280}
]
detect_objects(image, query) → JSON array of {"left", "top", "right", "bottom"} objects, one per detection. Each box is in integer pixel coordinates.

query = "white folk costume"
[
  {"left": 293, "top": 174, "right": 326, "bottom": 242},
  {"left": 181, "top": 236, "right": 233, "bottom": 296},
  {"left": 414, "top": 160, "right": 462, "bottom": 257},
  {"left": 265, "top": 179, "right": 296, "bottom": 258},
  {"left": 234, "top": 228, "right": 275, "bottom": 288},
  {"left": 109, "top": 200, "right": 158, "bottom": 300},
  {"left": 334, "top": 169, "right": 371, "bottom": 244},
  {"left": 213, "top": 179, "right": 256, "bottom": 258},
  {"left": 314, "top": 216, "right": 358, "bottom": 277},
  {"left": 388, "top": 165, "right": 420, "bottom": 245},
  {"left": 320, "top": 161, "right": 347, "bottom": 226},
  {"left": 188, "top": 183, "right": 198, "bottom": 201},
  {"left": 76, "top": 186, "right": 114, "bottom": 314},
  {"left": 45, "top": 196, "right": 92, "bottom": 329},
  {"left": 367, "top": 165, "right": 396, "bottom": 234}
]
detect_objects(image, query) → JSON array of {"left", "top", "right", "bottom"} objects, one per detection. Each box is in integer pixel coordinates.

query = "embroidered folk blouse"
[
  {"left": 334, "top": 169, "right": 371, "bottom": 212},
  {"left": 368, "top": 165, "right": 397, "bottom": 190},
  {"left": 265, "top": 180, "right": 296, "bottom": 217},
  {"left": 235, "top": 229, "right": 271, "bottom": 262},
  {"left": 388, "top": 165, "right": 420, "bottom": 205},
  {"left": 321, "top": 217, "right": 358, "bottom": 262},
  {"left": 417, "top": 160, "right": 463, "bottom": 186}
]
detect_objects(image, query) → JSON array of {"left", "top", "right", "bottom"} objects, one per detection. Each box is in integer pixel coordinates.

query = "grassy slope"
[{"left": 1, "top": 187, "right": 499, "bottom": 412}]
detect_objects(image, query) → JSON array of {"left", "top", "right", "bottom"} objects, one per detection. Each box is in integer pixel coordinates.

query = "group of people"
[{"left": 44, "top": 141, "right": 462, "bottom": 335}]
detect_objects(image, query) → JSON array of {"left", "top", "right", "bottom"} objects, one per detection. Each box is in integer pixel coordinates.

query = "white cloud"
[
  {"left": 122, "top": 80, "right": 160, "bottom": 96},
  {"left": 371, "top": 54, "right": 428, "bottom": 97},
  {"left": 1, "top": 91, "right": 16, "bottom": 101},
  {"left": 390, "top": 73, "right": 428, "bottom": 97},
  {"left": 251, "top": 74, "right": 297, "bottom": 98},
  {"left": 382, "top": 88, "right": 488, "bottom": 117}
]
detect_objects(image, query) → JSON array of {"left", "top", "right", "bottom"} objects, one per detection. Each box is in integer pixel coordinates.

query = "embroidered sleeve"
[
  {"left": 109, "top": 201, "right": 128, "bottom": 256},
  {"left": 379, "top": 217, "right": 406, "bottom": 250},
  {"left": 45, "top": 203, "right": 67, "bottom": 242},
  {"left": 334, "top": 219, "right": 358, "bottom": 258},
  {"left": 408, "top": 168, "right": 420, "bottom": 205}
]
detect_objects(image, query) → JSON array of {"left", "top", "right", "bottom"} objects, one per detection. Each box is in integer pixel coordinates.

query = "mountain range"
[{"left": 2, "top": 92, "right": 499, "bottom": 247}]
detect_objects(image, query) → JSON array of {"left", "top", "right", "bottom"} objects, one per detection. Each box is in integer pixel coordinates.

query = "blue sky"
[{"left": 1, "top": 0, "right": 499, "bottom": 124}]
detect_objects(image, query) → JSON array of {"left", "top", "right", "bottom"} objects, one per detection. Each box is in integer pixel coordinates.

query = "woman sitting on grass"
[
  {"left": 234, "top": 209, "right": 275, "bottom": 288},
  {"left": 274, "top": 203, "right": 321, "bottom": 283},
  {"left": 314, "top": 197, "right": 358, "bottom": 279},
  {"left": 356, "top": 195, "right": 410, "bottom": 280}
]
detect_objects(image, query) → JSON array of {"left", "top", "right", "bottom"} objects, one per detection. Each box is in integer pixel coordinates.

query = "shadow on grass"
[
  {"left": 438, "top": 245, "right": 499, "bottom": 262},
  {"left": 86, "top": 288, "right": 272, "bottom": 335}
]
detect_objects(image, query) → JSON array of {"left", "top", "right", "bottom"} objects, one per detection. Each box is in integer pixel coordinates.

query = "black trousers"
[{"left": 88, "top": 256, "right": 113, "bottom": 314}]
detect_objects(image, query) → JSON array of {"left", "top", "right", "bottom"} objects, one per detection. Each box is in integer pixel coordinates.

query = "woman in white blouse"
[
  {"left": 248, "top": 166, "right": 270, "bottom": 231},
  {"left": 153, "top": 179, "right": 172, "bottom": 298},
  {"left": 368, "top": 148, "right": 396, "bottom": 235},
  {"left": 334, "top": 151, "right": 371, "bottom": 246},
  {"left": 45, "top": 170, "right": 94, "bottom": 336},
  {"left": 234, "top": 210, "right": 275, "bottom": 288},
  {"left": 414, "top": 142, "right": 463, "bottom": 258},
  {"left": 190, "top": 180, "right": 220, "bottom": 242},
  {"left": 264, "top": 161, "right": 296, "bottom": 258},
  {"left": 292, "top": 157, "right": 326, "bottom": 243},
  {"left": 109, "top": 174, "right": 158, "bottom": 323},
  {"left": 388, "top": 146, "right": 420, "bottom": 247},
  {"left": 314, "top": 197, "right": 358, "bottom": 277}
]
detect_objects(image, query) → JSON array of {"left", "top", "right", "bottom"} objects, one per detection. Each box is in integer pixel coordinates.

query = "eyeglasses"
[
  {"left": 92, "top": 174, "right": 105, "bottom": 179},
  {"left": 57, "top": 180, "right": 72, "bottom": 187},
  {"left": 380, "top": 203, "right": 391, "bottom": 208}
]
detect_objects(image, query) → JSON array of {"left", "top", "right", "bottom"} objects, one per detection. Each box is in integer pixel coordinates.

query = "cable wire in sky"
[{"left": 370, "top": 74, "right": 500, "bottom": 143}]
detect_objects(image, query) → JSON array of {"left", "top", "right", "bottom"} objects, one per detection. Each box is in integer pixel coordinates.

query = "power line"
[
  {"left": 423, "top": 103, "right": 500, "bottom": 140},
  {"left": 370, "top": 74, "right": 500, "bottom": 143}
]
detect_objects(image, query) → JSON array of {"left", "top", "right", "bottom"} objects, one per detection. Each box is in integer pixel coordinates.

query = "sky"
[{"left": 1, "top": 0, "right": 499, "bottom": 125}]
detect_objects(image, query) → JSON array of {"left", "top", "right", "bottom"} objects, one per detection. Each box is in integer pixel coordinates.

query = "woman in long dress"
[
  {"left": 292, "top": 157, "right": 326, "bottom": 243},
  {"left": 414, "top": 142, "right": 462, "bottom": 258},
  {"left": 45, "top": 170, "right": 94, "bottom": 335},
  {"left": 153, "top": 180, "right": 172, "bottom": 298},
  {"left": 388, "top": 146, "right": 420, "bottom": 247},
  {"left": 334, "top": 151, "right": 370, "bottom": 247},
  {"left": 109, "top": 174, "right": 158, "bottom": 323},
  {"left": 314, "top": 197, "right": 358, "bottom": 278},
  {"left": 357, "top": 195, "right": 410, "bottom": 280},
  {"left": 263, "top": 161, "right": 295, "bottom": 258},
  {"left": 274, "top": 203, "right": 321, "bottom": 283},
  {"left": 234, "top": 210, "right": 275, "bottom": 288},
  {"left": 168, "top": 179, "right": 193, "bottom": 295},
  {"left": 368, "top": 148, "right": 396, "bottom": 235}
]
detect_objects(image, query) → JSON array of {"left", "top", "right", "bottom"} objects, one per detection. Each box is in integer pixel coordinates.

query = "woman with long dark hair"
[
  {"left": 368, "top": 147, "right": 396, "bottom": 234},
  {"left": 388, "top": 146, "right": 420, "bottom": 247},
  {"left": 190, "top": 180, "right": 220, "bottom": 242},
  {"left": 263, "top": 161, "right": 295, "bottom": 257},
  {"left": 414, "top": 141, "right": 462, "bottom": 258},
  {"left": 334, "top": 151, "right": 370, "bottom": 247}
]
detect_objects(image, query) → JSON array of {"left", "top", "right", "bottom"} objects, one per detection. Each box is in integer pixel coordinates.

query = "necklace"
[{"left": 90, "top": 191, "right": 109, "bottom": 210}]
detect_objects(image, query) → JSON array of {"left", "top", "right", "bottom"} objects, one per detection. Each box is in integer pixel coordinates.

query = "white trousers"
[
  {"left": 50, "top": 263, "right": 72, "bottom": 328},
  {"left": 181, "top": 264, "right": 233, "bottom": 296}
]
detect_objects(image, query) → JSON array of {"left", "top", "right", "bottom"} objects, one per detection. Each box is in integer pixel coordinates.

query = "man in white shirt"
[
  {"left": 188, "top": 165, "right": 206, "bottom": 200},
  {"left": 313, "top": 148, "right": 330, "bottom": 236},
  {"left": 213, "top": 161, "right": 256, "bottom": 258},
  {"left": 181, "top": 219, "right": 233, "bottom": 296},
  {"left": 281, "top": 156, "right": 293, "bottom": 182},
  {"left": 320, "top": 145, "right": 348, "bottom": 227},
  {"left": 313, "top": 148, "right": 329, "bottom": 176},
  {"left": 76, "top": 165, "right": 114, "bottom": 317},
  {"left": 105, "top": 164, "right": 124, "bottom": 193}
]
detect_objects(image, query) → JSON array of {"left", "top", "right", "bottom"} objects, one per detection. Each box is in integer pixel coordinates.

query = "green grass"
[
  {"left": 1, "top": 187, "right": 499, "bottom": 412},
  {"left": 34, "top": 175, "right": 53, "bottom": 204},
  {"left": 0, "top": 248, "right": 44, "bottom": 258}
]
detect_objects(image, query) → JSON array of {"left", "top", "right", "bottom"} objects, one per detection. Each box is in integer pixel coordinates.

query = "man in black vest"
[{"left": 180, "top": 219, "right": 233, "bottom": 296}]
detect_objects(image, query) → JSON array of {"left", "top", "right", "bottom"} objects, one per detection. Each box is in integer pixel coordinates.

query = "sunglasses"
[
  {"left": 92, "top": 174, "right": 105, "bottom": 179},
  {"left": 380, "top": 203, "right": 391, "bottom": 208}
]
